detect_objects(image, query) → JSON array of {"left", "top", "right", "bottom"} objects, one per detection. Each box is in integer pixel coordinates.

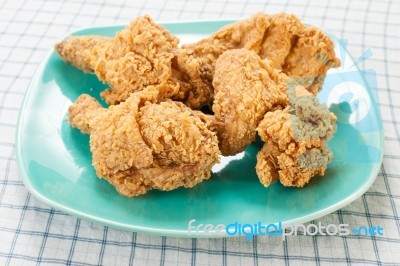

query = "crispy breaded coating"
[
  {"left": 256, "top": 86, "right": 336, "bottom": 187},
  {"left": 182, "top": 12, "right": 339, "bottom": 95},
  {"left": 257, "top": 14, "right": 303, "bottom": 68},
  {"left": 56, "top": 16, "right": 180, "bottom": 105},
  {"left": 68, "top": 86, "right": 220, "bottom": 197},
  {"left": 55, "top": 36, "right": 110, "bottom": 73},
  {"left": 55, "top": 16, "right": 215, "bottom": 109},
  {"left": 171, "top": 50, "right": 214, "bottom": 109},
  {"left": 212, "top": 49, "right": 287, "bottom": 155},
  {"left": 282, "top": 27, "right": 340, "bottom": 94},
  {"left": 183, "top": 13, "right": 288, "bottom": 65}
]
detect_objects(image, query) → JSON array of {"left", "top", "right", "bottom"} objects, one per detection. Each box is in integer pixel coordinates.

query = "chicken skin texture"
[
  {"left": 56, "top": 16, "right": 178, "bottom": 105},
  {"left": 256, "top": 86, "right": 337, "bottom": 187},
  {"left": 68, "top": 86, "right": 220, "bottom": 197},
  {"left": 56, "top": 16, "right": 216, "bottom": 109},
  {"left": 182, "top": 12, "right": 339, "bottom": 95},
  {"left": 212, "top": 49, "right": 288, "bottom": 155},
  {"left": 282, "top": 27, "right": 341, "bottom": 94}
]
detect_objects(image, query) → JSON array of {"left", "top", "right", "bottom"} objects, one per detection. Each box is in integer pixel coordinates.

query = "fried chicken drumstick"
[{"left": 68, "top": 85, "right": 220, "bottom": 197}]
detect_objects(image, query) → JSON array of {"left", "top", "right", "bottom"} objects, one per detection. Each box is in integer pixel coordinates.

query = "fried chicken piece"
[
  {"left": 181, "top": 12, "right": 339, "bottom": 95},
  {"left": 55, "top": 16, "right": 214, "bottom": 109},
  {"left": 256, "top": 86, "right": 336, "bottom": 187},
  {"left": 212, "top": 49, "right": 336, "bottom": 185},
  {"left": 212, "top": 49, "right": 287, "bottom": 155},
  {"left": 282, "top": 27, "right": 340, "bottom": 94},
  {"left": 182, "top": 13, "right": 302, "bottom": 67},
  {"left": 68, "top": 85, "right": 220, "bottom": 197},
  {"left": 56, "top": 16, "right": 180, "bottom": 105}
]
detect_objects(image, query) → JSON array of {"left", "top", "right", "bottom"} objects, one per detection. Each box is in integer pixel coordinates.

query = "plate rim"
[{"left": 15, "top": 19, "right": 384, "bottom": 238}]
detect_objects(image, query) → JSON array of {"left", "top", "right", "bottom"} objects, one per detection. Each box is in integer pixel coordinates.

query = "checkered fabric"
[{"left": 1, "top": 0, "right": 399, "bottom": 265}]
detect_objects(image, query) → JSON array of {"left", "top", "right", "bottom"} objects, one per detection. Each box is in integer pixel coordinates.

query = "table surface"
[{"left": 1, "top": 0, "right": 399, "bottom": 265}]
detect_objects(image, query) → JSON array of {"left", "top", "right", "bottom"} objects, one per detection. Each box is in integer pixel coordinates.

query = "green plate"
[{"left": 16, "top": 20, "right": 383, "bottom": 237}]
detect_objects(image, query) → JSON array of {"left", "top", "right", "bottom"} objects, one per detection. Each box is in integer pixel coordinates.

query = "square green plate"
[{"left": 16, "top": 20, "right": 383, "bottom": 237}]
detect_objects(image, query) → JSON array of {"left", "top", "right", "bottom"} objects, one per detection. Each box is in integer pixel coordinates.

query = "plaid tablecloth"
[{"left": 1, "top": 0, "right": 399, "bottom": 265}]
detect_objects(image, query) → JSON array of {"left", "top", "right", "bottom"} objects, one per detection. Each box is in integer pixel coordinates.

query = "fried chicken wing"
[
  {"left": 256, "top": 86, "right": 336, "bottom": 187},
  {"left": 212, "top": 49, "right": 287, "bottom": 155},
  {"left": 68, "top": 85, "right": 220, "bottom": 197}
]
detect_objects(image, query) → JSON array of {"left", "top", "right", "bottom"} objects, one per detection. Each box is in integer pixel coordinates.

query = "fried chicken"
[
  {"left": 181, "top": 12, "right": 339, "bottom": 95},
  {"left": 256, "top": 86, "right": 336, "bottom": 187},
  {"left": 212, "top": 49, "right": 287, "bottom": 155},
  {"left": 282, "top": 27, "right": 340, "bottom": 94},
  {"left": 68, "top": 85, "right": 220, "bottom": 197},
  {"left": 59, "top": 13, "right": 340, "bottom": 193},
  {"left": 56, "top": 16, "right": 181, "bottom": 105},
  {"left": 211, "top": 48, "right": 336, "bottom": 185},
  {"left": 56, "top": 15, "right": 215, "bottom": 109}
]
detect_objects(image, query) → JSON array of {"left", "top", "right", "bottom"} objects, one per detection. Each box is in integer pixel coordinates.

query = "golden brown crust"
[
  {"left": 183, "top": 13, "right": 271, "bottom": 63},
  {"left": 56, "top": 16, "right": 180, "bottom": 105},
  {"left": 282, "top": 27, "right": 341, "bottom": 94},
  {"left": 212, "top": 49, "right": 288, "bottom": 155},
  {"left": 256, "top": 85, "right": 337, "bottom": 187},
  {"left": 256, "top": 110, "right": 326, "bottom": 187},
  {"left": 182, "top": 12, "right": 339, "bottom": 96},
  {"left": 68, "top": 86, "right": 220, "bottom": 197},
  {"left": 171, "top": 50, "right": 214, "bottom": 109},
  {"left": 258, "top": 13, "right": 303, "bottom": 68},
  {"left": 55, "top": 36, "right": 110, "bottom": 73},
  {"left": 56, "top": 16, "right": 218, "bottom": 109},
  {"left": 68, "top": 94, "right": 103, "bottom": 134}
]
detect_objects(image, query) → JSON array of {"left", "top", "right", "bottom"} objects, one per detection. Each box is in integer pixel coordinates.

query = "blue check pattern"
[{"left": 1, "top": 0, "right": 399, "bottom": 265}]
